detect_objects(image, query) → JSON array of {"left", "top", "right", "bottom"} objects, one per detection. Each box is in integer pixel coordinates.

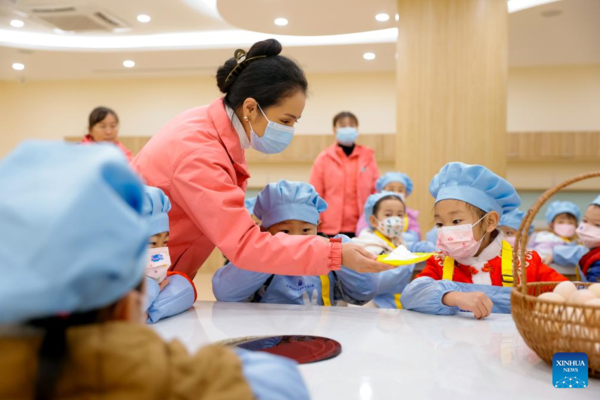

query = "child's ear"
[
  {"left": 369, "top": 215, "right": 378, "bottom": 228},
  {"left": 485, "top": 212, "right": 500, "bottom": 233},
  {"left": 317, "top": 220, "right": 322, "bottom": 228}
]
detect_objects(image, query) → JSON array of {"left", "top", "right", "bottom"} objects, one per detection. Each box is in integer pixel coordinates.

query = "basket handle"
[{"left": 513, "top": 171, "right": 600, "bottom": 293}]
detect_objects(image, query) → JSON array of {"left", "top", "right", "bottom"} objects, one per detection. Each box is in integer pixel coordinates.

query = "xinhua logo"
[{"left": 553, "top": 353, "right": 588, "bottom": 389}]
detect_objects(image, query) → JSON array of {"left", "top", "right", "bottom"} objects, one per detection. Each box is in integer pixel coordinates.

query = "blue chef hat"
[
  {"left": 142, "top": 186, "right": 171, "bottom": 236},
  {"left": 499, "top": 209, "right": 534, "bottom": 236},
  {"left": 364, "top": 191, "right": 405, "bottom": 229},
  {"left": 376, "top": 172, "right": 413, "bottom": 196},
  {"left": 245, "top": 196, "right": 257, "bottom": 215},
  {"left": 254, "top": 180, "right": 328, "bottom": 228},
  {"left": 545, "top": 201, "right": 581, "bottom": 224},
  {"left": 0, "top": 141, "right": 148, "bottom": 324},
  {"left": 429, "top": 162, "right": 521, "bottom": 216}
]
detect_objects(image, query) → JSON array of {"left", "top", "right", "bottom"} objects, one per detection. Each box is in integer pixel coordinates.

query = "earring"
[{"left": 243, "top": 116, "right": 249, "bottom": 121}]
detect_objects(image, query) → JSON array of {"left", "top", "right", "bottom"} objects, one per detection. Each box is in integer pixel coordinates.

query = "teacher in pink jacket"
[
  {"left": 309, "top": 112, "right": 379, "bottom": 237},
  {"left": 132, "top": 39, "right": 388, "bottom": 279}
]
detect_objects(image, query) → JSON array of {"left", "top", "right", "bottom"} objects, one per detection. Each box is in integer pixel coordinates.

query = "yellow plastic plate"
[{"left": 377, "top": 253, "right": 433, "bottom": 266}]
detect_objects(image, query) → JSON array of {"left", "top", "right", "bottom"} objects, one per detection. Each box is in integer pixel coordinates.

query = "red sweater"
[{"left": 418, "top": 250, "right": 567, "bottom": 285}]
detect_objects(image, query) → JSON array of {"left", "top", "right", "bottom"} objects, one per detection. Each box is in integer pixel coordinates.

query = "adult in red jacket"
[
  {"left": 132, "top": 39, "right": 388, "bottom": 279},
  {"left": 309, "top": 112, "right": 379, "bottom": 237},
  {"left": 81, "top": 106, "right": 133, "bottom": 162}
]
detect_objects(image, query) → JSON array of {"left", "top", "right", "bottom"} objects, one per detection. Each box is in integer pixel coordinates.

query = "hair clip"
[
  {"left": 225, "top": 48, "right": 267, "bottom": 83},
  {"left": 234, "top": 49, "right": 247, "bottom": 64}
]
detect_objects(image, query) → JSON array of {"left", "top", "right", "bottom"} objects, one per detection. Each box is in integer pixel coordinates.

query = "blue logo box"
[{"left": 553, "top": 352, "right": 588, "bottom": 389}]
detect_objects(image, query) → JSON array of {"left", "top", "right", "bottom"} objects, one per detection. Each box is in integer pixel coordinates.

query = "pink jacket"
[
  {"left": 355, "top": 207, "right": 422, "bottom": 238},
  {"left": 310, "top": 144, "right": 379, "bottom": 236},
  {"left": 131, "top": 98, "right": 342, "bottom": 278},
  {"left": 80, "top": 135, "right": 133, "bottom": 162}
]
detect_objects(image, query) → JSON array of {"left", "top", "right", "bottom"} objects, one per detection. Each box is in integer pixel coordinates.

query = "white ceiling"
[
  {"left": 0, "top": 0, "right": 598, "bottom": 81},
  {"left": 218, "top": 0, "right": 397, "bottom": 36}
]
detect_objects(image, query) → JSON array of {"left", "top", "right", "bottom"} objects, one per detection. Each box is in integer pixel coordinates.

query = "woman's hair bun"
[
  {"left": 216, "top": 39, "right": 283, "bottom": 94},
  {"left": 247, "top": 38, "right": 282, "bottom": 58}
]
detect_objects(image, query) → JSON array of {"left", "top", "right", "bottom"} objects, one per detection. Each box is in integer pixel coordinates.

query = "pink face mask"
[
  {"left": 577, "top": 223, "right": 600, "bottom": 248},
  {"left": 436, "top": 215, "right": 487, "bottom": 261},
  {"left": 504, "top": 236, "right": 516, "bottom": 247},
  {"left": 554, "top": 223, "right": 577, "bottom": 238}
]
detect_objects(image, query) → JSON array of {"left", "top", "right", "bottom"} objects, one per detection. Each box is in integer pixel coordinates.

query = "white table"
[{"left": 152, "top": 301, "right": 599, "bottom": 399}]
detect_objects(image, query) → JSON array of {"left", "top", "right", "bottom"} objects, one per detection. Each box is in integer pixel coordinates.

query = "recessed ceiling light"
[
  {"left": 137, "top": 14, "right": 151, "bottom": 23},
  {"left": 274, "top": 18, "right": 288, "bottom": 26},
  {"left": 375, "top": 13, "right": 390, "bottom": 22},
  {"left": 10, "top": 19, "right": 24, "bottom": 28},
  {"left": 363, "top": 52, "right": 376, "bottom": 61},
  {"left": 395, "top": 13, "right": 400, "bottom": 22},
  {"left": 123, "top": 60, "right": 135, "bottom": 68},
  {"left": 12, "top": 63, "right": 25, "bottom": 71}
]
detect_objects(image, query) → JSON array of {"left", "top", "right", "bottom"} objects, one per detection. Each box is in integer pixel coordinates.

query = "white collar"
[{"left": 226, "top": 105, "right": 251, "bottom": 150}]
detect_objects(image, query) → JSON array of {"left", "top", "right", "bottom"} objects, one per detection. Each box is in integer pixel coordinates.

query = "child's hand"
[
  {"left": 442, "top": 291, "right": 493, "bottom": 319},
  {"left": 159, "top": 278, "right": 170, "bottom": 291},
  {"left": 542, "top": 254, "right": 554, "bottom": 265}
]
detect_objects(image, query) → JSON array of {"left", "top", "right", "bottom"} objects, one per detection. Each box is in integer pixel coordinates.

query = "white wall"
[
  {"left": 507, "top": 65, "right": 600, "bottom": 132},
  {"left": 1, "top": 65, "right": 599, "bottom": 157}
]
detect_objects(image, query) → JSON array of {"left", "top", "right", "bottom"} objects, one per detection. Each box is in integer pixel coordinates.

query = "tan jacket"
[{"left": 0, "top": 322, "right": 253, "bottom": 400}]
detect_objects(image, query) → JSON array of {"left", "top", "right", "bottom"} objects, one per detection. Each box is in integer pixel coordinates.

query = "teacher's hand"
[{"left": 341, "top": 243, "right": 394, "bottom": 273}]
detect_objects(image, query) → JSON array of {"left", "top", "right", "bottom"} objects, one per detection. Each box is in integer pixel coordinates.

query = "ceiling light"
[
  {"left": 123, "top": 60, "right": 135, "bottom": 68},
  {"left": 363, "top": 52, "right": 376, "bottom": 61},
  {"left": 12, "top": 63, "right": 25, "bottom": 70},
  {"left": 10, "top": 20, "right": 24, "bottom": 28},
  {"left": 274, "top": 18, "right": 288, "bottom": 26},
  {"left": 137, "top": 14, "right": 151, "bottom": 23},
  {"left": 395, "top": 14, "right": 400, "bottom": 22},
  {"left": 375, "top": 13, "right": 390, "bottom": 22}
]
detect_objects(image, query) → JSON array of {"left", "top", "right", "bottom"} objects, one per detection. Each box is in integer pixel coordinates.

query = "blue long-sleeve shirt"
[
  {"left": 144, "top": 274, "right": 196, "bottom": 323},
  {"left": 401, "top": 277, "right": 512, "bottom": 315},
  {"left": 372, "top": 264, "right": 415, "bottom": 309},
  {"left": 212, "top": 235, "right": 379, "bottom": 306},
  {"left": 553, "top": 244, "right": 589, "bottom": 267},
  {"left": 236, "top": 349, "right": 310, "bottom": 400}
]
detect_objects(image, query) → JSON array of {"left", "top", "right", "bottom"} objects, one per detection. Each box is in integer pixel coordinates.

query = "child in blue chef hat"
[
  {"left": 0, "top": 141, "right": 309, "bottom": 400},
  {"left": 212, "top": 180, "right": 379, "bottom": 306},
  {"left": 531, "top": 200, "right": 581, "bottom": 264},
  {"left": 142, "top": 185, "right": 197, "bottom": 323}
]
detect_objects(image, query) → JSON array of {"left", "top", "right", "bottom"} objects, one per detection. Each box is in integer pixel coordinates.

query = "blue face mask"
[
  {"left": 336, "top": 127, "right": 358, "bottom": 146},
  {"left": 248, "top": 104, "right": 295, "bottom": 154}
]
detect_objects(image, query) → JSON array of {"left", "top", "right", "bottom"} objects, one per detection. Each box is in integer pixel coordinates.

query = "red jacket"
[
  {"left": 309, "top": 144, "right": 379, "bottom": 235},
  {"left": 132, "top": 98, "right": 342, "bottom": 278},
  {"left": 418, "top": 250, "right": 567, "bottom": 285}
]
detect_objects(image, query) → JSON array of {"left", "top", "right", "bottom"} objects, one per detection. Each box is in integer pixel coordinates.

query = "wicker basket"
[{"left": 510, "top": 171, "right": 600, "bottom": 378}]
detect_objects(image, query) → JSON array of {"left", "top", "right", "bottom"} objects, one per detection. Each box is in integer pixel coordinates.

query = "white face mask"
[
  {"left": 146, "top": 247, "right": 171, "bottom": 283},
  {"left": 376, "top": 216, "right": 404, "bottom": 239}
]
